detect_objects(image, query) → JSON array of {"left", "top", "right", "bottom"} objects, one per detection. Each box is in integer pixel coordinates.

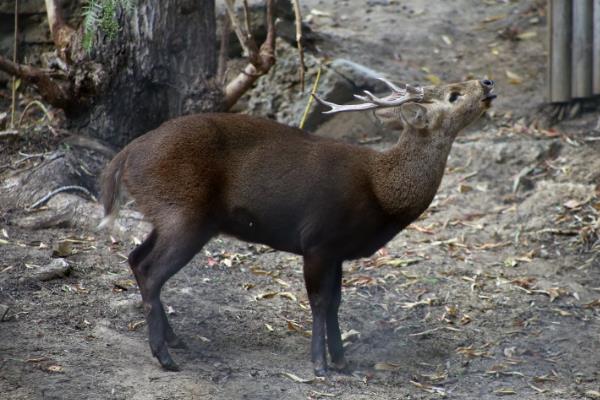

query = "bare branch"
[
  {"left": 0, "top": 54, "right": 73, "bottom": 110},
  {"left": 224, "top": 0, "right": 258, "bottom": 59},
  {"left": 223, "top": 0, "right": 276, "bottom": 110},
  {"left": 10, "top": 0, "right": 18, "bottom": 129},
  {"left": 217, "top": 14, "right": 231, "bottom": 85},
  {"left": 44, "top": 0, "right": 75, "bottom": 60},
  {"left": 242, "top": 0, "right": 252, "bottom": 40},
  {"left": 291, "top": 0, "right": 305, "bottom": 91}
]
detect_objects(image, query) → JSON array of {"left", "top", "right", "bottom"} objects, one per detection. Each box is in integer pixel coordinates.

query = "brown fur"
[{"left": 100, "top": 79, "right": 495, "bottom": 375}]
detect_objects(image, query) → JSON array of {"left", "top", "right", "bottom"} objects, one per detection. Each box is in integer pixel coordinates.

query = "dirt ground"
[{"left": 1, "top": 0, "right": 600, "bottom": 399}]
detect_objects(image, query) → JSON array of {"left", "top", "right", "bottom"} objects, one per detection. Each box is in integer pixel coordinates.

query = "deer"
[{"left": 99, "top": 78, "right": 496, "bottom": 376}]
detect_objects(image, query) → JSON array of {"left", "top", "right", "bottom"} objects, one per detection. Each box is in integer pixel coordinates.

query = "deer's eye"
[{"left": 449, "top": 92, "right": 461, "bottom": 103}]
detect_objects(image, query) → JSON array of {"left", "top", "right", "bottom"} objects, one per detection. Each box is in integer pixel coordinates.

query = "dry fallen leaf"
[
  {"left": 255, "top": 292, "right": 278, "bottom": 300},
  {"left": 456, "top": 345, "right": 489, "bottom": 358},
  {"left": 52, "top": 240, "right": 73, "bottom": 257},
  {"left": 551, "top": 308, "right": 572, "bottom": 317},
  {"left": 279, "top": 292, "right": 297, "bottom": 302},
  {"left": 280, "top": 371, "right": 314, "bottom": 383},
  {"left": 505, "top": 70, "right": 523, "bottom": 85},
  {"left": 375, "top": 256, "right": 422, "bottom": 267},
  {"left": 46, "top": 365, "right": 63, "bottom": 373},
  {"left": 426, "top": 74, "right": 441, "bottom": 85},
  {"left": 445, "top": 305, "right": 459, "bottom": 318},
  {"left": 482, "top": 14, "right": 507, "bottom": 23},
  {"left": 401, "top": 298, "right": 435, "bottom": 309},
  {"left": 127, "top": 320, "right": 145, "bottom": 331},
  {"left": 511, "top": 277, "right": 536, "bottom": 290},
  {"left": 409, "top": 380, "right": 447, "bottom": 396},
  {"left": 458, "top": 183, "right": 473, "bottom": 193},
  {"left": 585, "top": 390, "right": 600, "bottom": 399},
  {"left": 273, "top": 278, "right": 290, "bottom": 287},
  {"left": 583, "top": 299, "right": 600, "bottom": 309},
  {"left": 341, "top": 329, "right": 361, "bottom": 342},
  {"left": 113, "top": 279, "right": 136, "bottom": 291},
  {"left": 517, "top": 31, "right": 537, "bottom": 40},
  {"left": 494, "top": 388, "right": 517, "bottom": 395},
  {"left": 564, "top": 199, "right": 585, "bottom": 210},
  {"left": 374, "top": 361, "right": 401, "bottom": 371},
  {"left": 250, "top": 266, "right": 270, "bottom": 275}
]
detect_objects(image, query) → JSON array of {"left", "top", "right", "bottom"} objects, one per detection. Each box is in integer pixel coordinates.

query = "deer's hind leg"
[
  {"left": 128, "top": 229, "right": 187, "bottom": 349},
  {"left": 130, "top": 217, "right": 215, "bottom": 371}
]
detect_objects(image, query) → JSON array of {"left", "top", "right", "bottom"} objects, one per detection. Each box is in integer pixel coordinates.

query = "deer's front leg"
[{"left": 303, "top": 253, "right": 339, "bottom": 376}]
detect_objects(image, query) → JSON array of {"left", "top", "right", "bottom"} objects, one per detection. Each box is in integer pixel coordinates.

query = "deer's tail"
[{"left": 98, "top": 149, "right": 128, "bottom": 230}]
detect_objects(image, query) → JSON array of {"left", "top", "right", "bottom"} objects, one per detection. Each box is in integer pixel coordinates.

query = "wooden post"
[
  {"left": 593, "top": 0, "right": 600, "bottom": 94},
  {"left": 549, "top": 0, "right": 572, "bottom": 102},
  {"left": 571, "top": 0, "right": 593, "bottom": 98}
]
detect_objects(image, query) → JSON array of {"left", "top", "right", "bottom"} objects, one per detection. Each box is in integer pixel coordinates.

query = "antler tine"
[
  {"left": 353, "top": 93, "right": 371, "bottom": 102},
  {"left": 405, "top": 84, "right": 424, "bottom": 95},
  {"left": 377, "top": 77, "right": 406, "bottom": 93},
  {"left": 312, "top": 93, "right": 379, "bottom": 114},
  {"left": 359, "top": 87, "right": 424, "bottom": 107}
]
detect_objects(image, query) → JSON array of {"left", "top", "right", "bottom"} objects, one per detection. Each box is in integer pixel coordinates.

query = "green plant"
[{"left": 82, "top": 0, "right": 136, "bottom": 51}]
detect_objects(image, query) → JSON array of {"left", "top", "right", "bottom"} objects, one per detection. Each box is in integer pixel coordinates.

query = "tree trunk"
[{"left": 70, "top": 0, "right": 222, "bottom": 146}]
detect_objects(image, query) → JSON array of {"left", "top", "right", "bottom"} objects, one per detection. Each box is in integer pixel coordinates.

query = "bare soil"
[{"left": 1, "top": 1, "right": 600, "bottom": 399}]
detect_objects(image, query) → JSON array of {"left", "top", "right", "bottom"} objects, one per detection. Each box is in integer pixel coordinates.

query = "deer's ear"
[
  {"left": 399, "top": 103, "right": 428, "bottom": 129},
  {"left": 373, "top": 107, "right": 404, "bottom": 130}
]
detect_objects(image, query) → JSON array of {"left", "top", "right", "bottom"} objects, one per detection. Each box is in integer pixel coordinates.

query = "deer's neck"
[{"left": 370, "top": 129, "right": 455, "bottom": 221}]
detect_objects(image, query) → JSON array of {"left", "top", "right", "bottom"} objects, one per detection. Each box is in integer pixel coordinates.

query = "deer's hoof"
[
  {"left": 330, "top": 358, "right": 350, "bottom": 373},
  {"left": 154, "top": 347, "right": 180, "bottom": 371},
  {"left": 314, "top": 366, "right": 328, "bottom": 377},
  {"left": 159, "top": 358, "right": 180, "bottom": 372},
  {"left": 167, "top": 336, "right": 188, "bottom": 350}
]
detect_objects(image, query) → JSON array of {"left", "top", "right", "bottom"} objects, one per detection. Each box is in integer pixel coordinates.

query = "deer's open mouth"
[{"left": 482, "top": 92, "right": 497, "bottom": 107}]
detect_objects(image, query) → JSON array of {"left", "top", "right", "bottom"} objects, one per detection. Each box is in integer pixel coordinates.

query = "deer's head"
[{"left": 314, "top": 78, "right": 496, "bottom": 138}]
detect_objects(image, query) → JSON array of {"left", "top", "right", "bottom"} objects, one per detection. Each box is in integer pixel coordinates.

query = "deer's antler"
[{"left": 313, "top": 77, "right": 424, "bottom": 114}]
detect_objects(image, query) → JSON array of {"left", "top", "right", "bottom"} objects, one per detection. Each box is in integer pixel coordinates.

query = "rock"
[
  {"left": 329, "top": 59, "right": 390, "bottom": 93},
  {"left": 110, "top": 296, "right": 143, "bottom": 318},
  {"left": 0, "top": 304, "right": 9, "bottom": 322},
  {"left": 34, "top": 259, "right": 71, "bottom": 281},
  {"left": 241, "top": 41, "right": 394, "bottom": 132}
]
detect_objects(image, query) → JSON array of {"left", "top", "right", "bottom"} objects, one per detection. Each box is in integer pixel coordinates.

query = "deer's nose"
[{"left": 480, "top": 79, "right": 494, "bottom": 92}]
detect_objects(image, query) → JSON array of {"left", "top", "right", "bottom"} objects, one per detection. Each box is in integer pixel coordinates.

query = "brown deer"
[{"left": 100, "top": 78, "right": 496, "bottom": 375}]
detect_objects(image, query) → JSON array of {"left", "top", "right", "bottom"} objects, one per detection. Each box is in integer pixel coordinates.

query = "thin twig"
[
  {"left": 28, "top": 185, "right": 97, "bottom": 210},
  {"left": 223, "top": 0, "right": 276, "bottom": 110},
  {"left": 291, "top": 0, "right": 305, "bottom": 91},
  {"left": 217, "top": 13, "right": 231, "bottom": 85},
  {"left": 17, "top": 100, "right": 51, "bottom": 128},
  {"left": 15, "top": 152, "right": 49, "bottom": 165},
  {"left": 10, "top": 0, "right": 19, "bottom": 129},
  {"left": 242, "top": 0, "right": 252, "bottom": 41},
  {"left": 224, "top": 0, "right": 256, "bottom": 58},
  {"left": 299, "top": 65, "right": 322, "bottom": 129}
]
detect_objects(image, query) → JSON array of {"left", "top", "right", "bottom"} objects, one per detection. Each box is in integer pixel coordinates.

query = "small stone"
[
  {"left": 0, "top": 304, "right": 9, "bottom": 322},
  {"left": 34, "top": 259, "right": 71, "bottom": 281}
]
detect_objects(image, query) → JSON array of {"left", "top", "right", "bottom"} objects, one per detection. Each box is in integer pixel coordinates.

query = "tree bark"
[
  {"left": 70, "top": 0, "right": 222, "bottom": 146},
  {"left": 1, "top": 0, "right": 223, "bottom": 147}
]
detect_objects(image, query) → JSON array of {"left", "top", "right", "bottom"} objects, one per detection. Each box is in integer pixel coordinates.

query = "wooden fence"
[{"left": 548, "top": 0, "right": 600, "bottom": 102}]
